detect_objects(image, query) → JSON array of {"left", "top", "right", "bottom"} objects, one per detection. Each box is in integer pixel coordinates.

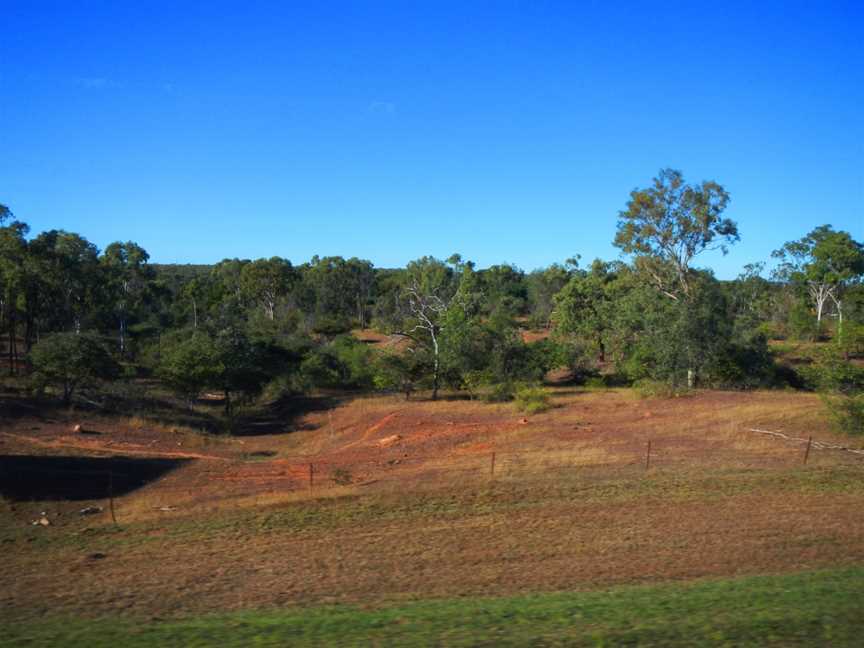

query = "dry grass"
[{"left": 2, "top": 386, "right": 863, "bottom": 623}]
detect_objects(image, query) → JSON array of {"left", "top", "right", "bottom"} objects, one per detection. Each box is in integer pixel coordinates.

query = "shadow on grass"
[
  {"left": 0, "top": 454, "right": 190, "bottom": 501},
  {"left": 0, "top": 389, "right": 66, "bottom": 428},
  {"left": 231, "top": 394, "right": 343, "bottom": 436}
]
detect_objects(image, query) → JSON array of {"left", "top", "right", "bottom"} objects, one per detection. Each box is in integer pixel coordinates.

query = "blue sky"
[{"left": 1, "top": 0, "right": 862, "bottom": 277}]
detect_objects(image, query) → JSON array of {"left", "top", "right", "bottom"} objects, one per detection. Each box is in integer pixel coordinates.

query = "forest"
[{"left": 2, "top": 169, "right": 863, "bottom": 433}]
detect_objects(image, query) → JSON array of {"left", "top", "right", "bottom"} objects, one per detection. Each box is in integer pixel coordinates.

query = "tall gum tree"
[
  {"left": 613, "top": 168, "right": 739, "bottom": 386},
  {"left": 772, "top": 225, "right": 864, "bottom": 330}
]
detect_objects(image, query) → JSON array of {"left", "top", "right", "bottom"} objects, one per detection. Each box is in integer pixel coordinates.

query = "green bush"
[
  {"left": 30, "top": 332, "right": 120, "bottom": 404},
  {"left": 482, "top": 381, "right": 517, "bottom": 403},
  {"left": 822, "top": 393, "right": 864, "bottom": 436},
  {"left": 632, "top": 379, "right": 679, "bottom": 399},
  {"left": 514, "top": 385, "right": 551, "bottom": 414},
  {"left": 157, "top": 333, "right": 222, "bottom": 404}
]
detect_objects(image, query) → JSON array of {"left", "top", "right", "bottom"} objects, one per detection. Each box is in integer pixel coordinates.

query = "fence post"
[
  {"left": 803, "top": 436, "right": 812, "bottom": 465},
  {"left": 309, "top": 463, "right": 314, "bottom": 490},
  {"left": 108, "top": 470, "right": 117, "bottom": 525},
  {"left": 645, "top": 440, "right": 651, "bottom": 471},
  {"left": 490, "top": 452, "right": 496, "bottom": 478}
]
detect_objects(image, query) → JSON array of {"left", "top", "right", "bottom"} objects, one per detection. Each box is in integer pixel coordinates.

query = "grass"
[
  {"left": 2, "top": 566, "right": 862, "bottom": 646},
  {"left": 4, "top": 387, "right": 863, "bottom": 637}
]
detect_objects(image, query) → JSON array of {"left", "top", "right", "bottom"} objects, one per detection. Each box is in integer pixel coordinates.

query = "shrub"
[
  {"left": 822, "top": 393, "right": 864, "bottom": 436},
  {"left": 331, "top": 467, "right": 353, "bottom": 485},
  {"left": 514, "top": 385, "right": 551, "bottom": 414},
  {"left": 807, "top": 342, "right": 864, "bottom": 436},
  {"left": 632, "top": 379, "right": 679, "bottom": 399},
  {"left": 30, "top": 332, "right": 120, "bottom": 404},
  {"left": 482, "top": 382, "right": 517, "bottom": 403},
  {"left": 157, "top": 333, "right": 221, "bottom": 404}
]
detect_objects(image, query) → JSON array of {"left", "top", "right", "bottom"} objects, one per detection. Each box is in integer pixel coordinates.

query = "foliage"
[
  {"left": 372, "top": 350, "right": 429, "bottom": 399},
  {"left": 157, "top": 332, "right": 222, "bottom": 404},
  {"left": 514, "top": 384, "right": 551, "bottom": 414},
  {"left": 614, "top": 168, "right": 738, "bottom": 300},
  {"left": 804, "top": 341, "right": 864, "bottom": 436},
  {"left": 632, "top": 379, "right": 680, "bottom": 399},
  {"left": 822, "top": 393, "right": 864, "bottom": 436},
  {"left": 299, "top": 335, "right": 374, "bottom": 390},
  {"left": 3, "top": 189, "right": 860, "bottom": 406},
  {"left": 29, "top": 332, "right": 120, "bottom": 403},
  {"left": 772, "top": 225, "right": 864, "bottom": 325}
]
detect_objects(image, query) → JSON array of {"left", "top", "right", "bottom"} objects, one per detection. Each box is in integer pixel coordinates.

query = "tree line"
[{"left": 2, "top": 170, "right": 862, "bottom": 429}]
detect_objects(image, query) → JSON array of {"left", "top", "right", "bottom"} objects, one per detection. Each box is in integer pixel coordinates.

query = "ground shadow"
[
  {"left": 232, "top": 394, "right": 343, "bottom": 436},
  {"left": 0, "top": 390, "right": 65, "bottom": 428},
  {"left": 0, "top": 455, "right": 190, "bottom": 501}
]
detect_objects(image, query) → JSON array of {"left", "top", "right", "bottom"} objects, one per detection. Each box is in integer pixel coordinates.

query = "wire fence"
[
  {"left": 4, "top": 424, "right": 863, "bottom": 524},
  {"left": 108, "top": 427, "right": 864, "bottom": 517}
]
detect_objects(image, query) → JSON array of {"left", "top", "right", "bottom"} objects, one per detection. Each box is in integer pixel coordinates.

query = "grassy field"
[
  {"left": 2, "top": 386, "right": 863, "bottom": 645},
  {"left": 2, "top": 567, "right": 863, "bottom": 646}
]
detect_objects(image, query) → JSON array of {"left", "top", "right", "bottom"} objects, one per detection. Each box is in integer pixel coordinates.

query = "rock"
[
  {"left": 519, "top": 418, "right": 529, "bottom": 424},
  {"left": 377, "top": 434, "right": 402, "bottom": 448},
  {"left": 72, "top": 424, "right": 83, "bottom": 433},
  {"left": 35, "top": 516, "right": 50, "bottom": 527},
  {"left": 79, "top": 506, "right": 103, "bottom": 516}
]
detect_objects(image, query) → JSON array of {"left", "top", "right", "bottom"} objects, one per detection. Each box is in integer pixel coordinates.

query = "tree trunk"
[
  {"left": 431, "top": 332, "right": 440, "bottom": 400},
  {"left": 7, "top": 314, "right": 16, "bottom": 376}
]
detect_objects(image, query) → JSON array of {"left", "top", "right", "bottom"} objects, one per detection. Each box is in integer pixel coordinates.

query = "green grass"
[{"left": 3, "top": 567, "right": 863, "bottom": 647}]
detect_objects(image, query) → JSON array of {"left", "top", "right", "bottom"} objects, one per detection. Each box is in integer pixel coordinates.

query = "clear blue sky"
[{"left": 2, "top": 0, "right": 862, "bottom": 277}]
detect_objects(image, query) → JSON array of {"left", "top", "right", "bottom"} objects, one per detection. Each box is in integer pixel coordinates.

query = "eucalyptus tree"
[
  {"left": 613, "top": 169, "right": 739, "bottom": 387},
  {"left": 525, "top": 263, "right": 571, "bottom": 329},
  {"left": 614, "top": 168, "right": 738, "bottom": 301},
  {"left": 553, "top": 260, "right": 620, "bottom": 362},
  {"left": 479, "top": 264, "right": 528, "bottom": 318},
  {"left": 100, "top": 241, "right": 155, "bottom": 355},
  {"left": 0, "top": 210, "right": 29, "bottom": 373},
  {"left": 27, "top": 230, "right": 100, "bottom": 336},
  {"left": 303, "top": 256, "right": 376, "bottom": 328},
  {"left": 390, "top": 256, "right": 457, "bottom": 400},
  {"left": 240, "top": 257, "right": 297, "bottom": 321},
  {"left": 772, "top": 226, "right": 864, "bottom": 329}
]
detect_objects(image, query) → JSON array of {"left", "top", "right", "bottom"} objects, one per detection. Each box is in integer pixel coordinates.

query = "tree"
[
  {"left": 303, "top": 256, "right": 376, "bottom": 329},
  {"left": 479, "top": 264, "right": 528, "bottom": 318},
  {"left": 0, "top": 213, "right": 29, "bottom": 374},
  {"left": 553, "top": 260, "right": 619, "bottom": 362},
  {"left": 26, "top": 230, "right": 101, "bottom": 337},
  {"left": 613, "top": 169, "right": 739, "bottom": 387},
  {"left": 239, "top": 257, "right": 297, "bottom": 321},
  {"left": 211, "top": 328, "right": 271, "bottom": 417},
  {"left": 157, "top": 333, "right": 222, "bottom": 406},
  {"left": 391, "top": 257, "right": 456, "bottom": 400},
  {"left": 100, "top": 241, "right": 155, "bottom": 355},
  {"left": 373, "top": 350, "right": 428, "bottom": 400},
  {"left": 526, "top": 264, "right": 571, "bottom": 329},
  {"left": 772, "top": 226, "right": 864, "bottom": 329},
  {"left": 30, "top": 332, "right": 119, "bottom": 404},
  {"left": 614, "top": 168, "right": 738, "bottom": 300}
]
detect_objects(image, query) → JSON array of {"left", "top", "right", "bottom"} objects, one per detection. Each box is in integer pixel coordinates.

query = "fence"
[{"left": 4, "top": 423, "right": 862, "bottom": 525}]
